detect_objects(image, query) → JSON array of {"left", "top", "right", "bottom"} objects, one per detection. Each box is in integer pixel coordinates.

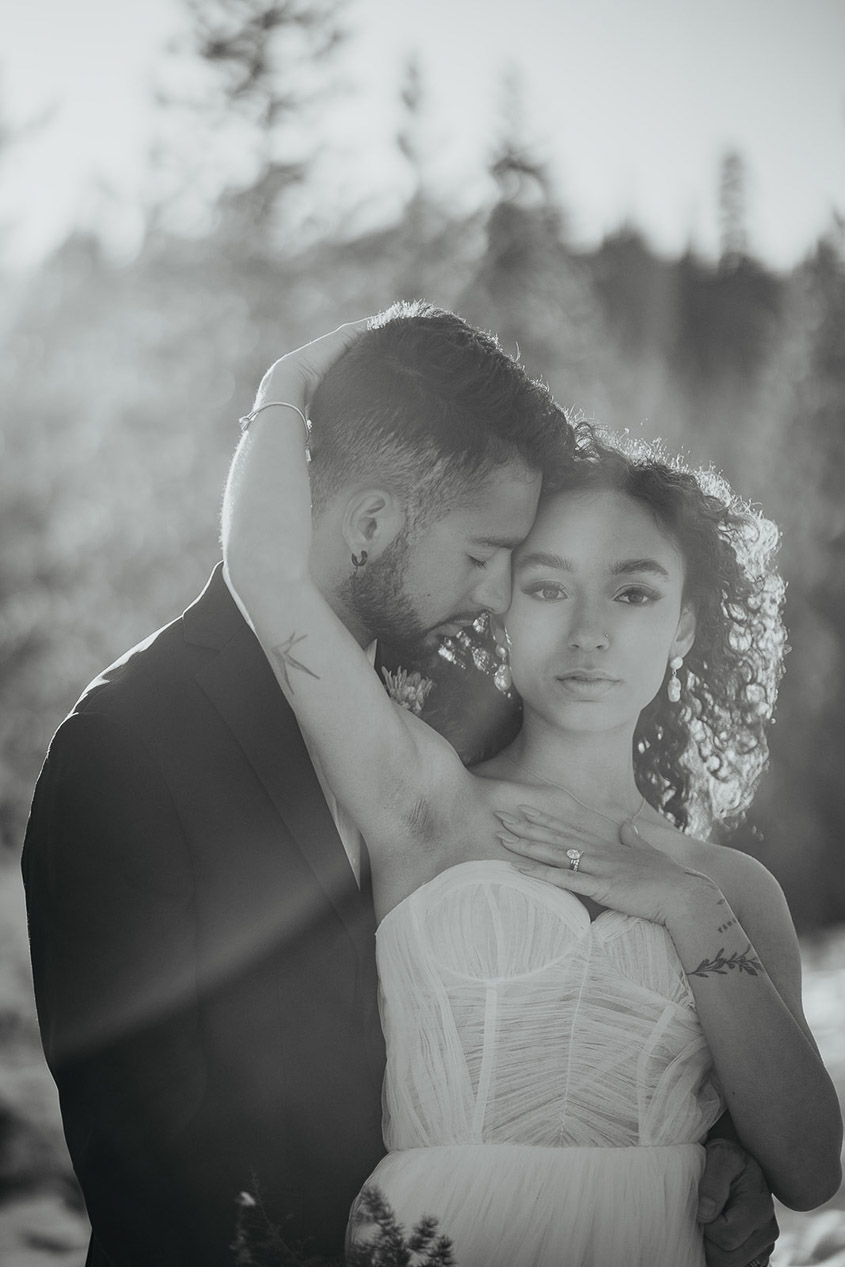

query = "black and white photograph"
[{"left": 1, "top": 2, "right": 844, "bottom": 1264}]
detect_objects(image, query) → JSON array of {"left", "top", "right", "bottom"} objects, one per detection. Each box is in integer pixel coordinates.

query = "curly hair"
[
  {"left": 561, "top": 431, "right": 787, "bottom": 835},
  {"left": 412, "top": 428, "right": 786, "bottom": 838}
]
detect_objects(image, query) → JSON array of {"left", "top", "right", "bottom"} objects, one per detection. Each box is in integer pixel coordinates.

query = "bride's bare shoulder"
[{"left": 642, "top": 812, "right": 785, "bottom": 916}]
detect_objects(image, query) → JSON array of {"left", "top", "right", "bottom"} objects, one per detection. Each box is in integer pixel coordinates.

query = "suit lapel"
[{"left": 184, "top": 568, "right": 370, "bottom": 958}]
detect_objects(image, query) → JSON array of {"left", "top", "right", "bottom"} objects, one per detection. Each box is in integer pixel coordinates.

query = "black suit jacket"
[{"left": 21, "top": 565, "right": 386, "bottom": 1265}]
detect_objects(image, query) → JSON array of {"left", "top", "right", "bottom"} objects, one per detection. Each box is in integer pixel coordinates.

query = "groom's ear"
[{"left": 342, "top": 488, "right": 406, "bottom": 560}]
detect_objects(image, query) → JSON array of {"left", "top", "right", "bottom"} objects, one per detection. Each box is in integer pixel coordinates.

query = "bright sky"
[{"left": 1, "top": 0, "right": 843, "bottom": 268}]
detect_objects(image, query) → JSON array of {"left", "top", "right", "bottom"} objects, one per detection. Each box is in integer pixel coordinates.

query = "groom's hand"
[{"left": 698, "top": 1138, "right": 778, "bottom": 1267}]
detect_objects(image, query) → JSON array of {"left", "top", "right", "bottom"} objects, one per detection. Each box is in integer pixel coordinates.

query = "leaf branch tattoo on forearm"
[
  {"left": 689, "top": 945, "right": 764, "bottom": 978},
  {"left": 271, "top": 633, "right": 320, "bottom": 694}
]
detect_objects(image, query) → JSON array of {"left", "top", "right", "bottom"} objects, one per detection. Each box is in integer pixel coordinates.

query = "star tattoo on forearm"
[
  {"left": 271, "top": 632, "right": 320, "bottom": 694},
  {"left": 689, "top": 945, "right": 764, "bottom": 978}
]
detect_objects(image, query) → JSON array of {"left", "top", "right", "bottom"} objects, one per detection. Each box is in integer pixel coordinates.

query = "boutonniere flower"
[{"left": 381, "top": 667, "right": 433, "bottom": 715}]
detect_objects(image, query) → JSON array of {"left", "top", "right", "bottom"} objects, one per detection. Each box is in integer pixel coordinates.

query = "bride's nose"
[{"left": 567, "top": 604, "right": 610, "bottom": 651}]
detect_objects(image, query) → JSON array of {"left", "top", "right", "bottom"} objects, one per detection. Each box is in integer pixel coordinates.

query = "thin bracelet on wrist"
[{"left": 239, "top": 401, "right": 309, "bottom": 435}]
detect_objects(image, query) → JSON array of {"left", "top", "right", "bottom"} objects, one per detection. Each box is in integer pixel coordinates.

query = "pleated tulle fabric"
[{"left": 349, "top": 860, "right": 724, "bottom": 1267}]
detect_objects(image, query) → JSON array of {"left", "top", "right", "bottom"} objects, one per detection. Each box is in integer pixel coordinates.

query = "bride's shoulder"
[
  {"left": 645, "top": 816, "right": 787, "bottom": 916},
  {"left": 678, "top": 835, "right": 803, "bottom": 979},
  {"left": 648, "top": 815, "right": 785, "bottom": 907}
]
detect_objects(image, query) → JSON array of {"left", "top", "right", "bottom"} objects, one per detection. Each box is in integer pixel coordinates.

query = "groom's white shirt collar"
[{"left": 222, "top": 564, "right": 374, "bottom": 887}]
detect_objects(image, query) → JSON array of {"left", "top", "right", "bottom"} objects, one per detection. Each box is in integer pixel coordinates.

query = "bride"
[{"left": 223, "top": 322, "right": 842, "bottom": 1266}]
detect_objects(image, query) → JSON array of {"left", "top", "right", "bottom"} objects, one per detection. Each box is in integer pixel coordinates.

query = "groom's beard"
[{"left": 341, "top": 531, "right": 431, "bottom": 670}]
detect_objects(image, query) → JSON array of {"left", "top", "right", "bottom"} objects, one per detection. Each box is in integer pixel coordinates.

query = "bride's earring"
[
  {"left": 667, "top": 656, "right": 683, "bottom": 704},
  {"left": 493, "top": 626, "right": 513, "bottom": 694}
]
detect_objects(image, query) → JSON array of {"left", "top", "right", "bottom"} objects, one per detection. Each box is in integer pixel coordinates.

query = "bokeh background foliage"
[{"left": 0, "top": 0, "right": 843, "bottom": 1260}]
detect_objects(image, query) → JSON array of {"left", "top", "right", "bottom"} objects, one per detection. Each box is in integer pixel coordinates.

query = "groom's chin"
[{"left": 376, "top": 634, "right": 432, "bottom": 674}]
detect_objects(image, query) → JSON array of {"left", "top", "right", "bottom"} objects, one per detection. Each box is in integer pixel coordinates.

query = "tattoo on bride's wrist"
[
  {"left": 689, "top": 945, "right": 763, "bottom": 979},
  {"left": 271, "top": 632, "right": 320, "bottom": 694}
]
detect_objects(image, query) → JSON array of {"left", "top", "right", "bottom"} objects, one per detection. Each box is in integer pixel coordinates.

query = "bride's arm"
[
  {"left": 666, "top": 846, "right": 843, "bottom": 1213},
  {"left": 497, "top": 808, "right": 843, "bottom": 1211},
  {"left": 222, "top": 325, "right": 477, "bottom": 861}
]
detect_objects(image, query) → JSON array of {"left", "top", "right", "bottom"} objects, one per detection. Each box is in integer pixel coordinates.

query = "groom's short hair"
[{"left": 308, "top": 301, "right": 569, "bottom": 525}]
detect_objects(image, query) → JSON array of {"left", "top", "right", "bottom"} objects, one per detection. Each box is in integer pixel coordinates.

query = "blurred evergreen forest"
[{"left": 2, "top": 0, "right": 844, "bottom": 937}]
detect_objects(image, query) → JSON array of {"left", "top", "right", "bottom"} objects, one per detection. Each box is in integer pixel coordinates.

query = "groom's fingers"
[
  {"left": 697, "top": 1145, "right": 743, "bottom": 1224},
  {"left": 702, "top": 1226, "right": 776, "bottom": 1267},
  {"left": 698, "top": 1140, "right": 778, "bottom": 1267}
]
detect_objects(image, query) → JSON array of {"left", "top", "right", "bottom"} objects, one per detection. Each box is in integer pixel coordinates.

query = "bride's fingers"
[
  {"left": 517, "top": 801, "right": 629, "bottom": 835},
  {"left": 495, "top": 828, "right": 607, "bottom": 861},
  {"left": 515, "top": 805, "right": 568, "bottom": 828},
  {"left": 511, "top": 859, "right": 600, "bottom": 894},
  {"left": 497, "top": 834, "right": 611, "bottom": 872},
  {"left": 494, "top": 811, "right": 608, "bottom": 851},
  {"left": 285, "top": 318, "right": 371, "bottom": 378},
  {"left": 495, "top": 822, "right": 607, "bottom": 853},
  {"left": 256, "top": 318, "right": 372, "bottom": 407},
  {"left": 619, "top": 820, "right": 657, "bottom": 851}
]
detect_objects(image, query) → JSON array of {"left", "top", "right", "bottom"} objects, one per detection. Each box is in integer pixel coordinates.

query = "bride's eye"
[
  {"left": 616, "top": 586, "right": 659, "bottom": 606},
  {"left": 525, "top": 582, "right": 567, "bottom": 601}
]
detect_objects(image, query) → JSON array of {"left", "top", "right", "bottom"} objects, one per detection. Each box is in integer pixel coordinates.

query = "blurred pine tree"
[{"left": 148, "top": 0, "right": 346, "bottom": 249}]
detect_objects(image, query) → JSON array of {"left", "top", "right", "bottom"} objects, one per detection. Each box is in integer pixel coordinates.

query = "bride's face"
[{"left": 505, "top": 489, "right": 696, "bottom": 734}]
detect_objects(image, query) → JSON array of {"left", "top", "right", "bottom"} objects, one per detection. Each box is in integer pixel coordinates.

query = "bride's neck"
[{"left": 504, "top": 714, "right": 640, "bottom": 817}]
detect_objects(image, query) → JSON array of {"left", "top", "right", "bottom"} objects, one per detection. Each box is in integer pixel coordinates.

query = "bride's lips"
[{"left": 555, "top": 671, "right": 619, "bottom": 699}]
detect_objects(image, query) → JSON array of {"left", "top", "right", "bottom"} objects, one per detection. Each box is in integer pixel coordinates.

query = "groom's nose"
[{"left": 469, "top": 554, "right": 512, "bottom": 614}]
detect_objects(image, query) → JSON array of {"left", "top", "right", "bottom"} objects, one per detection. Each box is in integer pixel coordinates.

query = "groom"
[{"left": 22, "top": 303, "right": 777, "bottom": 1266}]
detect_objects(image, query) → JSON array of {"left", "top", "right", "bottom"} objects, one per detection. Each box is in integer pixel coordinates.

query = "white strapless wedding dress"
[{"left": 348, "top": 860, "right": 723, "bottom": 1267}]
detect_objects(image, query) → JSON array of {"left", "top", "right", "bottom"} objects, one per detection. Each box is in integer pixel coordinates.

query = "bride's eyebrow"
[
  {"left": 611, "top": 558, "right": 671, "bottom": 579},
  {"left": 515, "top": 551, "right": 573, "bottom": 573},
  {"left": 514, "top": 554, "right": 673, "bottom": 579}
]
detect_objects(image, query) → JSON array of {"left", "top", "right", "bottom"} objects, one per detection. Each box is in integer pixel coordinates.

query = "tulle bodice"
[{"left": 377, "top": 860, "right": 722, "bottom": 1152}]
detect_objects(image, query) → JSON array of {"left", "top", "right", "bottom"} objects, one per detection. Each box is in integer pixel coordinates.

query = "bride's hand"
[
  {"left": 250, "top": 318, "right": 371, "bottom": 416},
  {"left": 495, "top": 805, "right": 719, "bottom": 928},
  {"left": 224, "top": 319, "right": 370, "bottom": 613}
]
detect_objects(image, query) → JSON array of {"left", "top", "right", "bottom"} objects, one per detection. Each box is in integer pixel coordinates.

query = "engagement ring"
[{"left": 566, "top": 848, "right": 583, "bottom": 872}]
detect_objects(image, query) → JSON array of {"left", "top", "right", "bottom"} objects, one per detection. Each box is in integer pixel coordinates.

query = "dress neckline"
[{"left": 378, "top": 858, "right": 632, "bottom": 936}]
